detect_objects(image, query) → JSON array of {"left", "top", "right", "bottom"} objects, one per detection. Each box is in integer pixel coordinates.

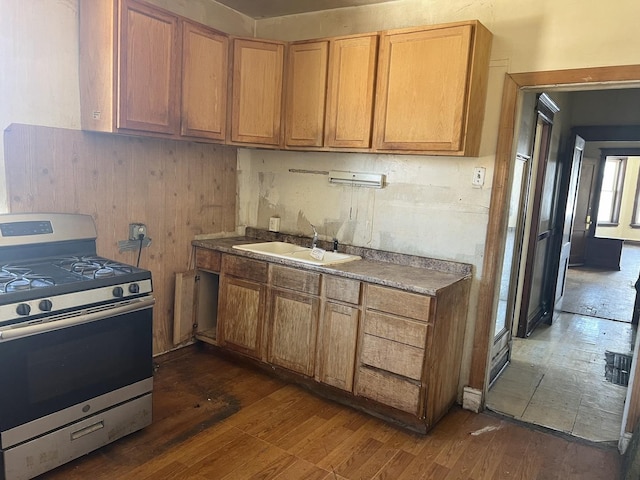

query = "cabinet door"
[
  {"left": 218, "top": 275, "right": 266, "bottom": 359},
  {"left": 181, "top": 22, "right": 228, "bottom": 140},
  {"left": 325, "top": 35, "right": 378, "bottom": 149},
  {"left": 231, "top": 38, "right": 285, "bottom": 146},
  {"left": 373, "top": 25, "right": 472, "bottom": 152},
  {"left": 284, "top": 41, "right": 328, "bottom": 147},
  {"left": 316, "top": 301, "right": 359, "bottom": 391},
  {"left": 268, "top": 289, "right": 319, "bottom": 376},
  {"left": 118, "top": 0, "right": 180, "bottom": 134}
]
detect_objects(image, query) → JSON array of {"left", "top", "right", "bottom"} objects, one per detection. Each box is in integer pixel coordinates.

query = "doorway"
[
  {"left": 486, "top": 244, "right": 637, "bottom": 442},
  {"left": 471, "top": 68, "right": 640, "bottom": 447}
]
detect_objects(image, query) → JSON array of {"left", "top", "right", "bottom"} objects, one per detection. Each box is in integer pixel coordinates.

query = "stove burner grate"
[
  {"left": 0, "top": 265, "right": 56, "bottom": 293},
  {"left": 55, "top": 256, "right": 134, "bottom": 279}
]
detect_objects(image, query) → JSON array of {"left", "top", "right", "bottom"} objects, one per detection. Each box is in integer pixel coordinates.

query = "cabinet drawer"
[
  {"left": 324, "top": 276, "right": 361, "bottom": 304},
  {"left": 365, "top": 284, "right": 431, "bottom": 322},
  {"left": 361, "top": 334, "right": 424, "bottom": 380},
  {"left": 356, "top": 366, "right": 421, "bottom": 415},
  {"left": 270, "top": 265, "right": 320, "bottom": 295},
  {"left": 195, "top": 248, "right": 221, "bottom": 272},
  {"left": 222, "top": 254, "right": 268, "bottom": 283},
  {"left": 363, "top": 311, "right": 428, "bottom": 348}
]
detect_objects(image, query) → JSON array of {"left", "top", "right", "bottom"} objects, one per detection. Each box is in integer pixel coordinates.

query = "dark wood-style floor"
[{"left": 39, "top": 344, "right": 621, "bottom": 479}]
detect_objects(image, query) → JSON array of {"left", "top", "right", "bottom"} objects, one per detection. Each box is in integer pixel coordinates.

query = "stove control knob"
[
  {"left": 129, "top": 283, "right": 140, "bottom": 294},
  {"left": 112, "top": 286, "right": 124, "bottom": 298},
  {"left": 16, "top": 303, "right": 31, "bottom": 316},
  {"left": 39, "top": 299, "right": 53, "bottom": 312}
]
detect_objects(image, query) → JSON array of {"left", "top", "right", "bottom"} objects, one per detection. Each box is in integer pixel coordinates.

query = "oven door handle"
[{"left": 0, "top": 297, "right": 155, "bottom": 342}]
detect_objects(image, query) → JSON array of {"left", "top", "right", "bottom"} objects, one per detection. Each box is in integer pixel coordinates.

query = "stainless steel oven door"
[{"left": 0, "top": 297, "right": 154, "bottom": 447}]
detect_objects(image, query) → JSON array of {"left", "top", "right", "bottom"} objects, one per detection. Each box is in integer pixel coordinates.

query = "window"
[{"left": 597, "top": 156, "right": 626, "bottom": 226}]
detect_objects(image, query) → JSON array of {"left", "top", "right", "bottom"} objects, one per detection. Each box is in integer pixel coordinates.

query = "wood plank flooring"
[{"left": 39, "top": 344, "right": 621, "bottom": 479}]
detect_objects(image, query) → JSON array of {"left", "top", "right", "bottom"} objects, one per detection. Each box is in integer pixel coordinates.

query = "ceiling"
[{"left": 213, "top": 0, "right": 399, "bottom": 19}]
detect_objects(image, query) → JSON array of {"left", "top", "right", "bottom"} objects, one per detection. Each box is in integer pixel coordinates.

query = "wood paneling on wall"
[{"left": 4, "top": 124, "right": 237, "bottom": 354}]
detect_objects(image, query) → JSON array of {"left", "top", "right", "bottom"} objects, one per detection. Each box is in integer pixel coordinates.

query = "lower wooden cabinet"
[
  {"left": 268, "top": 289, "right": 319, "bottom": 376},
  {"left": 217, "top": 255, "right": 268, "bottom": 359},
  {"left": 356, "top": 366, "right": 422, "bottom": 415},
  {"left": 316, "top": 301, "right": 359, "bottom": 391},
  {"left": 196, "top": 249, "right": 470, "bottom": 433},
  {"left": 218, "top": 276, "right": 266, "bottom": 359}
]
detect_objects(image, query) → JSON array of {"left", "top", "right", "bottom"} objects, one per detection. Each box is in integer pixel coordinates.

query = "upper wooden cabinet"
[
  {"left": 284, "top": 41, "right": 329, "bottom": 147},
  {"left": 79, "top": 0, "right": 229, "bottom": 142},
  {"left": 181, "top": 22, "right": 229, "bottom": 141},
  {"left": 284, "top": 34, "right": 378, "bottom": 150},
  {"left": 230, "top": 38, "right": 285, "bottom": 146},
  {"left": 324, "top": 34, "right": 378, "bottom": 149},
  {"left": 373, "top": 21, "right": 492, "bottom": 156},
  {"left": 81, "top": 5, "right": 492, "bottom": 156},
  {"left": 80, "top": 0, "right": 180, "bottom": 135},
  {"left": 118, "top": 0, "right": 180, "bottom": 134}
]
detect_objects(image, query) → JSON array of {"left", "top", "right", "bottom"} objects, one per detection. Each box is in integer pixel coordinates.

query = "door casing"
[{"left": 468, "top": 65, "right": 640, "bottom": 432}]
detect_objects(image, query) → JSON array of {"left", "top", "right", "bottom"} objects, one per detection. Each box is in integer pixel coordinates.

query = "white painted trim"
[{"left": 463, "top": 386, "right": 483, "bottom": 413}]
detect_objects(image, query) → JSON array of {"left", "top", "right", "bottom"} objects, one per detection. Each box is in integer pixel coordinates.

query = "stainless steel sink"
[{"left": 232, "top": 241, "right": 361, "bottom": 266}]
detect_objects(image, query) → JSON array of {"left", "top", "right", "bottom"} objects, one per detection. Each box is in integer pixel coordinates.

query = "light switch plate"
[{"left": 472, "top": 167, "right": 486, "bottom": 187}]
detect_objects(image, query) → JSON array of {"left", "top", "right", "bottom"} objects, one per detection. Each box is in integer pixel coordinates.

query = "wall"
[
  {"left": 0, "top": 0, "right": 253, "bottom": 213},
  {"left": 4, "top": 124, "right": 237, "bottom": 354}
]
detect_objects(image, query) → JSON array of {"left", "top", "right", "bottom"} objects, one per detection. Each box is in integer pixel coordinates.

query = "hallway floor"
[
  {"left": 488, "top": 242, "right": 640, "bottom": 444},
  {"left": 561, "top": 243, "right": 640, "bottom": 322},
  {"left": 486, "top": 313, "right": 634, "bottom": 444}
]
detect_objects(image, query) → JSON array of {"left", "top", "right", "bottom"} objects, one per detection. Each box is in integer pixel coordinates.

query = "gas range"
[
  {"left": 0, "top": 215, "right": 152, "bottom": 327},
  {"left": 0, "top": 213, "right": 154, "bottom": 480}
]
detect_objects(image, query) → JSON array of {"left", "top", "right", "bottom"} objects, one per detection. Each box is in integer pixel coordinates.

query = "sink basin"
[
  {"left": 232, "top": 241, "right": 361, "bottom": 266},
  {"left": 285, "top": 249, "right": 360, "bottom": 265},
  {"left": 233, "top": 241, "right": 307, "bottom": 255}
]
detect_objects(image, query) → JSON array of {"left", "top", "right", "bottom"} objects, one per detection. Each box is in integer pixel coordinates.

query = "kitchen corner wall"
[
  {"left": 4, "top": 124, "right": 237, "bottom": 354},
  {"left": 0, "top": 0, "right": 253, "bottom": 213}
]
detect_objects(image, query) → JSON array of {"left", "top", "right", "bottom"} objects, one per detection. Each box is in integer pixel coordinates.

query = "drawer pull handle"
[{"left": 71, "top": 421, "right": 104, "bottom": 441}]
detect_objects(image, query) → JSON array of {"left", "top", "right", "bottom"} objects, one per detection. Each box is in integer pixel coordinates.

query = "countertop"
[{"left": 192, "top": 230, "right": 472, "bottom": 297}]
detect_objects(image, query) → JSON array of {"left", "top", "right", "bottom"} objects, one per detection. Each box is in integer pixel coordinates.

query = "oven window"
[
  {"left": 27, "top": 327, "right": 138, "bottom": 404},
  {"left": 0, "top": 307, "right": 152, "bottom": 432}
]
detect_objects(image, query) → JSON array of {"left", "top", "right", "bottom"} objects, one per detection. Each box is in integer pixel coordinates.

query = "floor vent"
[{"left": 605, "top": 350, "right": 633, "bottom": 386}]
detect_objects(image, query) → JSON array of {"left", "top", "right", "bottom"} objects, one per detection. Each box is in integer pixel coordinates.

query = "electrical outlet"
[
  {"left": 269, "top": 217, "right": 280, "bottom": 232},
  {"left": 129, "top": 223, "right": 147, "bottom": 240},
  {"left": 472, "top": 167, "right": 486, "bottom": 187}
]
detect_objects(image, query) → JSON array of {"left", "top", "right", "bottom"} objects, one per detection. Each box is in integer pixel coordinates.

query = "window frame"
[{"left": 596, "top": 156, "right": 626, "bottom": 227}]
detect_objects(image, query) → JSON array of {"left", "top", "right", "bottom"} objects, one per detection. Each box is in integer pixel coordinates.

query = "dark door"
[
  {"left": 517, "top": 94, "right": 562, "bottom": 337},
  {"left": 569, "top": 157, "right": 599, "bottom": 265},
  {"left": 554, "top": 134, "right": 585, "bottom": 311}
]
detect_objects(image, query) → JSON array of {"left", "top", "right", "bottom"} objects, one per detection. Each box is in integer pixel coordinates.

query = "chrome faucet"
[{"left": 310, "top": 223, "right": 319, "bottom": 249}]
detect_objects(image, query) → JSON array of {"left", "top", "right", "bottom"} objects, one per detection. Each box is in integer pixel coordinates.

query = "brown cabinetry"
[
  {"left": 284, "top": 34, "right": 378, "bottom": 150},
  {"left": 267, "top": 266, "right": 321, "bottom": 376},
  {"left": 284, "top": 41, "right": 329, "bottom": 147},
  {"left": 181, "top": 22, "right": 228, "bottom": 140},
  {"left": 373, "top": 21, "right": 492, "bottom": 155},
  {"left": 218, "top": 255, "right": 268, "bottom": 359},
  {"left": 316, "top": 276, "right": 361, "bottom": 391},
  {"left": 230, "top": 38, "right": 285, "bottom": 146},
  {"left": 187, "top": 244, "right": 470, "bottom": 432},
  {"left": 80, "top": 0, "right": 228, "bottom": 142},
  {"left": 81, "top": 6, "right": 491, "bottom": 156},
  {"left": 324, "top": 35, "right": 378, "bottom": 149},
  {"left": 356, "top": 285, "right": 431, "bottom": 416},
  {"left": 118, "top": 0, "right": 180, "bottom": 134}
]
